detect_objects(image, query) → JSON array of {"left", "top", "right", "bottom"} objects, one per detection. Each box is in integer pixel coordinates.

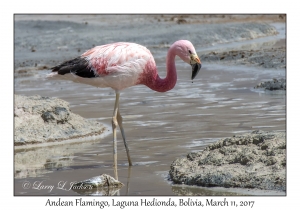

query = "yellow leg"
[
  {"left": 117, "top": 108, "right": 133, "bottom": 166},
  {"left": 112, "top": 93, "right": 120, "bottom": 180},
  {"left": 126, "top": 166, "right": 132, "bottom": 195}
]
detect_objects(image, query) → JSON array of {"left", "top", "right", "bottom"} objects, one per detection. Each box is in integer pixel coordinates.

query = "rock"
[
  {"left": 41, "top": 107, "right": 70, "bottom": 124},
  {"left": 169, "top": 130, "right": 286, "bottom": 191},
  {"left": 73, "top": 174, "right": 124, "bottom": 188},
  {"left": 14, "top": 94, "right": 106, "bottom": 147},
  {"left": 255, "top": 78, "right": 286, "bottom": 90},
  {"left": 72, "top": 174, "right": 124, "bottom": 195}
]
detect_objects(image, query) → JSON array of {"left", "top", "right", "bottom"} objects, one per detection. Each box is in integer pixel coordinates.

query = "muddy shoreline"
[
  {"left": 201, "top": 47, "right": 286, "bottom": 69},
  {"left": 14, "top": 94, "right": 108, "bottom": 148},
  {"left": 169, "top": 130, "right": 286, "bottom": 192},
  {"left": 14, "top": 15, "right": 282, "bottom": 70}
]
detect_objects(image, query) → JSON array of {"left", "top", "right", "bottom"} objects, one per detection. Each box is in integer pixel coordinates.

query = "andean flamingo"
[{"left": 48, "top": 40, "right": 201, "bottom": 179}]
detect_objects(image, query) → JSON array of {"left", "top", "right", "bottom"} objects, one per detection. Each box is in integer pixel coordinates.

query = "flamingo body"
[
  {"left": 48, "top": 40, "right": 201, "bottom": 179},
  {"left": 49, "top": 40, "right": 201, "bottom": 92},
  {"left": 50, "top": 42, "right": 155, "bottom": 91}
]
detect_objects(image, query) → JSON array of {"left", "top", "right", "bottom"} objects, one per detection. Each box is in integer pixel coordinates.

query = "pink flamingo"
[{"left": 48, "top": 40, "right": 201, "bottom": 179}]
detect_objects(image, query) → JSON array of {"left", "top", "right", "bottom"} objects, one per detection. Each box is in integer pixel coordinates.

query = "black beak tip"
[{"left": 191, "top": 63, "right": 202, "bottom": 80}]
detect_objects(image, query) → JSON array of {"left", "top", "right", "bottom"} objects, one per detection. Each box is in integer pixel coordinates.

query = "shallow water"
[
  {"left": 14, "top": 19, "right": 286, "bottom": 196},
  {"left": 14, "top": 65, "right": 285, "bottom": 195}
]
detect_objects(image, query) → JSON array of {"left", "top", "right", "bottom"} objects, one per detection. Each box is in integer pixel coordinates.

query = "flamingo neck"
[{"left": 144, "top": 47, "right": 177, "bottom": 92}]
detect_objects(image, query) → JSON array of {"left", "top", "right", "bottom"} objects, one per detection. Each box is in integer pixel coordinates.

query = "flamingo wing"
[
  {"left": 82, "top": 42, "right": 153, "bottom": 77},
  {"left": 50, "top": 42, "right": 156, "bottom": 90}
]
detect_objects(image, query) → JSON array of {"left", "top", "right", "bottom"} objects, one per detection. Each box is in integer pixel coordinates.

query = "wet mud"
[
  {"left": 170, "top": 130, "right": 286, "bottom": 191},
  {"left": 255, "top": 78, "right": 286, "bottom": 90},
  {"left": 201, "top": 47, "right": 286, "bottom": 69},
  {"left": 14, "top": 94, "right": 107, "bottom": 146}
]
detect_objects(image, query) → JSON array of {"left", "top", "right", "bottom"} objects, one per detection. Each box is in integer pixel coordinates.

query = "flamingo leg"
[
  {"left": 112, "top": 92, "right": 120, "bottom": 180},
  {"left": 117, "top": 107, "right": 133, "bottom": 166}
]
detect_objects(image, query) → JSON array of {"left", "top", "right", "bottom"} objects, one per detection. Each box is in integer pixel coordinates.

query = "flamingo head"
[{"left": 172, "top": 40, "right": 202, "bottom": 80}]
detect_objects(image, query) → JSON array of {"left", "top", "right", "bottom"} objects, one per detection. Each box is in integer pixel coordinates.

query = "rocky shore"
[
  {"left": 14, "top": 94, "right": 107, "bottom": 147},
  {"left": 255, "top": 78, "right": 286, "bottom": 90},
  {"left": 200, "top": 44, "right": 286, "bottom": 92},
  {"left": 201, "top": 47, "right": 286, "bottom": 69},
  {"left": 14, "top": 15, "right": 281, "bottom": 70},
  {"left": 169, "top": 130, "right": 286, "bottom": 191}
]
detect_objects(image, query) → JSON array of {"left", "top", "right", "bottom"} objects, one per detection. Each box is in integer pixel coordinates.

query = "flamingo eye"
[{"left": 188, "top": 50, "right": 192, "bottom": 54}]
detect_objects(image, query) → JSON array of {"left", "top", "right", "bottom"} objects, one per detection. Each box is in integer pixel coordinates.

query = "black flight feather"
[{"left": 51, "top": 57, "right": 97, "bottom": 78}]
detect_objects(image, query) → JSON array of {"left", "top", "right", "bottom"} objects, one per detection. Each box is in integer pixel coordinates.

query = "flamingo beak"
[{"left": 191, "top": 54, "right": 201, "bottom": 80}]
